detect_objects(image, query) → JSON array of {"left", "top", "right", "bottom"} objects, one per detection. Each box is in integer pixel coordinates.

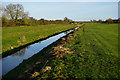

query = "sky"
[
  {"left": 1, "top": 0, "right": 120, "bottom": 2},
  {"left": 2, "top": 2, "right": 118, "bottom": 21}
]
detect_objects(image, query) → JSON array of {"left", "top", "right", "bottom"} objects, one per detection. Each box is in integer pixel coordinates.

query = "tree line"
[
  {"left": 90, "top": 18, "right": 120, "bottom": 23},
  {"left": 1, "top": 4, "right": 73, "bottom": 27},
  {"left": 1, "top": 3, "right": 119, "bottom": 27}
]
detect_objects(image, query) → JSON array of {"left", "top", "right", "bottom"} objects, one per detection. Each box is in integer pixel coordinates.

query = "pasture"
[
  {"left": 38, "top": 23, "right": 118, "bottom": 79},
  {"left": 2, "top": 24, "right": 75, "bottom": 54},
  {"left": 3, "top": 23, "right": 118, "bottom": 79}
]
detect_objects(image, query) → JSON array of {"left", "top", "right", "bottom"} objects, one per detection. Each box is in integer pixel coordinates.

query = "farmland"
[
  {"left": 2, "top": 24, "right": 75, "bottom": 54},
  {"left": 37, "top": 23, "right": 118, "bottom": 79},
  {"left": 3, "top": 23, "right": 118, "bottom": 79}
]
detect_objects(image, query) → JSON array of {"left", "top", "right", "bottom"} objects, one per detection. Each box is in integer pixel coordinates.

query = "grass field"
[
  {"left": 2, "top": 24, "right": 75, "bottom": 53},
  {"left": 3, "top": 23, "right": 118, "bottom": 79},
  {"left": 37, "top": 23, "right": 118, "bottom": 79}
]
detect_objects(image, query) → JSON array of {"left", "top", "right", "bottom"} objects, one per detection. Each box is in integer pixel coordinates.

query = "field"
[
  {"left": 2, "top": 24, "right": 75, "bottom": 53},
  {"left": 3, "top": 23, "right": 118, "bottom": 79},
  {"left": 38, "top": 23, "right": 118, "bottom": 79}
]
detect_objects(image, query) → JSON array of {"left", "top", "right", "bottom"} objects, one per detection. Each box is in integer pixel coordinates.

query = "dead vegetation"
[
  {"left": 27, "top": 33, "right": 75, "bottom": 79},
  {"left": 31, "top": 66, "right": 51, "bottom": 78},
  {"left": 51, "top": 33, "right": 75, "bottom": 59},
  {"left": 52, "top": 45, "right": 73, "bottom": 59},
  {"left": 29, "top": 31, "right": 75, "bottom": 79}
]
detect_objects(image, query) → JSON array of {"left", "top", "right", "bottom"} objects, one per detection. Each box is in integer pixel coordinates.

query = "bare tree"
[{"left": 4, "top": 4, "right": 28, "bottom": 21}]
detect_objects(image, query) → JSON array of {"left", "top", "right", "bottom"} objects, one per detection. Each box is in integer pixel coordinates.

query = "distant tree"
[
  {"left": 25, "top": 17, "right": 38, "bottom": 26},
  {"left": 118, "top": 18, "right": 120, "bottom": 23},
  {"left": 106, "top": 18, "right": 113, "bottom": 23},
  {"left": 98, "top": 19, "right": 102, "bottom": 23},
  {"left": 90, "top": 20, "right": 93, "bottom": 22},
  {"left": 39, "top": 18, "right": 45, "bottom": 25},
  {"left": 2, "top": 11, "right": 11, "bottom": 27},
  {"left": 93, "top": 20, "right": 97, "bottom": 23},
  {"left": 2, "top": 15, "right": 9, "bottom": 26},
  {"left": 64, "top": 17, "right": 72, "bottom": 24},
  {"left": 64, "top": 17, "right": 68, "bottom": 21},
  {"left": 40, "top": 18, "right": 44, "bottom": 21}
]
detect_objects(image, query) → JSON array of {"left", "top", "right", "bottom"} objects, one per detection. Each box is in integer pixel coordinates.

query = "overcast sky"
[{"left": 2, "top": 2, "right": 118, "bottom": 21}]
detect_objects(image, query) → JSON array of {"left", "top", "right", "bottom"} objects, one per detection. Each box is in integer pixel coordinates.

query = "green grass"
[
  {"left": 2, "top": 23, "right": 118, "bottom": 79},
  {"left": 2, "top": 24, "right": 75, "bottom": 53},
  {"left": 38, "top": 23, "right": 118, "bottom": 79}
]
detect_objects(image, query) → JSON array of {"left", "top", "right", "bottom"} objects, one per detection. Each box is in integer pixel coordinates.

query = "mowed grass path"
[
  {"left": 39, "top": 23, "right": 118, "bottom": 79},
  {"left": 2, "top": 24, "right": 75, "bottom": 53},
  {"left": 80, "top": 23, "right": 118, "bottom": 57}
]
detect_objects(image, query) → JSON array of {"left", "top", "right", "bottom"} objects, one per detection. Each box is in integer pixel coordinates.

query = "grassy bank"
[
  {"left": 2, "top": 24, "right": 75, "bottom": 54},
  {"left": 37, "top": 23, "right": 118, "bottom": 79},
  {"left": 3, "top": 23, "right": 118, "bottom": 79},
  {"left": 2, "top": 26, "right": 76, "bottom": 79}
]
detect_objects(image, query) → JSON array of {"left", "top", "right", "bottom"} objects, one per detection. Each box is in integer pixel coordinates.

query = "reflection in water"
[
  {"left": 38, "top": 41, "right": 41, "bottom": 44},
  {"left": 1, "top": 28, "right": 76, "bottom": 76},
  {"left": 65, "top": 31, "right": 68, "bottom": 34},
  {"left": 12, "top": 48, "right": 26, "bottom": 56}
]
